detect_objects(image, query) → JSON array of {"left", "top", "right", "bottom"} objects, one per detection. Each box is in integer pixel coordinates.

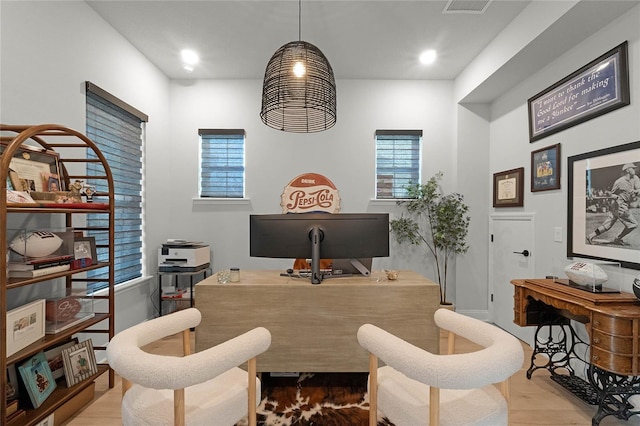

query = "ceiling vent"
[{"left": 443, "top": 0, "right": 492, "bottom": 14}]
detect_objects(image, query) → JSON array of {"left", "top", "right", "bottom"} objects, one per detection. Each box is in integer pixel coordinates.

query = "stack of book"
[
  {"left": 8, "top": 254, "right": 73, "bottom": 278},
  {"left": 5, "top": 399, "right": 25, "bottom": 426}
]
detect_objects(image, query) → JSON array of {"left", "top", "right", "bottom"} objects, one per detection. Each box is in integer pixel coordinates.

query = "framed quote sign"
[{"left": 528, "top": 41, "right": 629, "bottom": 143}]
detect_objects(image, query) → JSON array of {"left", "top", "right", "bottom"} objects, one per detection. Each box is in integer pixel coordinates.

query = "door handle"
[{"left": 513, "top": 249, "right": 530, "bottom": 257}]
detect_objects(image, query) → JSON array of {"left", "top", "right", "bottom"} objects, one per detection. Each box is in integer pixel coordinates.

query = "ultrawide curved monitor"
[{"left": 249, "top": 213, "right": 389, "bottom": 283}]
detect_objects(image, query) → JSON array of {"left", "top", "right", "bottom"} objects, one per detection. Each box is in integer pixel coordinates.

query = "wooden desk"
[
  {"left": 511, "top": 278, "right": 640, "bottom": 425},
  {"left": 196, "top": 270, "right": 440, "bottom": 372}
]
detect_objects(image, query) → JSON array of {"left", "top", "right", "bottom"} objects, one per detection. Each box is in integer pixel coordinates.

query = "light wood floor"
[{"left": 63, "top": 331, "right": 640, "bottom": 426}]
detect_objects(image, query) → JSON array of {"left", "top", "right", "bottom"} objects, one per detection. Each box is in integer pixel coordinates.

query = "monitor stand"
[
  {"left": 347, "top": 258, "right": 371, "bottom": 276},
  {"left": 310, "top": 226, "right": 322, "bottom": 284}
]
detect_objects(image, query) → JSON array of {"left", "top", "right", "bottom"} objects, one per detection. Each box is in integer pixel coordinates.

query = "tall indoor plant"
[{"left": 389, "top": 172, "right": 470, "bottom": 305}]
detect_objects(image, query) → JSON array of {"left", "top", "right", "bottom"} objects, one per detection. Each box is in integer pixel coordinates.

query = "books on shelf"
[
  {"left": 5, "top": 399, "right": 19, "bottom": 417},
  {"left": 162, "top": 288, "right": 188, "bottom": 299},
  {"left": 8, "top": 254, "right": 73, "bottom": 271},
  {"left": 6, "top": 408, "right": 26, "bottom": 426},
  {"left": 8, "top": 263, "right": 70, "bottom": 278}
]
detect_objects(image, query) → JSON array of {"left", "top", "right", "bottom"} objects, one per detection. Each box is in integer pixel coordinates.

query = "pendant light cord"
[{"left": 298, "top": 0, "right": 301, "bottom": 41}]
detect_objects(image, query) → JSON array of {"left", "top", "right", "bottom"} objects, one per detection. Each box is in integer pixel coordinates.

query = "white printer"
[{"left": 158, "top": 242, "right": 210, "bottom": 272}]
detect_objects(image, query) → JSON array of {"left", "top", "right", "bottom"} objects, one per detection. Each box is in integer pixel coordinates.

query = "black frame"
[
  {"left": 493, "top": 167, "right": 524, "bottom": 208},
  {"left": 528, "top": 41, "right": 629, "bottom": 143},
  {"left": 0, "top": 142, "right": 61, "bottom": 192},
  {"left": 531, "top": 143, "right": 561, "bottom": 192},
  {"left": 567, "top": 140, "right": 640, "bottom": 270},
  {"left": 73, "top": 236, "right": 97, "bottom": 262}
]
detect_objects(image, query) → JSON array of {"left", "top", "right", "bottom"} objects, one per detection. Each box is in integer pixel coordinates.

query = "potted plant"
[{"left": 389, "top": 172, "right": 470, "bottom": 305}]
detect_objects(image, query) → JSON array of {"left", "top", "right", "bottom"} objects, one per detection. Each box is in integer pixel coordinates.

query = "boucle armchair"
[
  {"left": 357, "top": 308, "right": 524, "bottom": 426},
  {"left": 106, "top": 308, "right": 271, "bottom": 426}
]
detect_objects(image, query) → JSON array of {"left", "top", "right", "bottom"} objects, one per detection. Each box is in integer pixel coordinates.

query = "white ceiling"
[{"left": 86, "top": 0, "right": 532, "bottom": 81}]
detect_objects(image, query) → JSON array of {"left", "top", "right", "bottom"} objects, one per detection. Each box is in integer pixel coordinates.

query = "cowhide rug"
[{"left": 236, "top": 372, "right": 394, "bottom": 426}]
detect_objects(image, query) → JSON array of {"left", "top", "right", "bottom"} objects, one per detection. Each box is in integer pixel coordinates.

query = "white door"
[{"left": 489, "top": 214, "right": 535, "bottom": 345}]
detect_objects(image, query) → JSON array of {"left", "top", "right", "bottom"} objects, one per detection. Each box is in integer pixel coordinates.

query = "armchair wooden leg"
[
  {"left": 248, "top": 357, "right": 257, "bottom": 426},
  {"left": 447, "top": 330, "right": 455, "bottom": 355},
  {"left": 500, "top": 377, "right": 511, "bottom": 423},
  {"left": 182, "top": 329, "right": 192, "bottom": 356},
  {"left": 429, "top": 387, "right": 440, "bottom": 426},
  {"left": 369, "top": 354, "right": 378, "bottom": 426},
  {"left": 174, "top": 388, "right": 185, "bottom": 426},
  {"left": 121, "top": 378, "right": 132, "bottom": 397}
]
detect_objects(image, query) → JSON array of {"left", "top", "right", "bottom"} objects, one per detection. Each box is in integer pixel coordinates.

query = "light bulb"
[
  {"left": 419, "top": 50, "right": 437, "bottom": 65},
  {"left": 293, "top": 61, "right": 306, "bottom": 78},
  {"left": 181, "top": 49, "right": 200, "bottom": 65}
]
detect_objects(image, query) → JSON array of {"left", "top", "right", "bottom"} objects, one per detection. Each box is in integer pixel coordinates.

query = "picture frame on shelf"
[
  {"left": 493, "top": 167, "right": 524, "bottom": 208},
  {"left": 0, "top": 143, "right": 61, "bottom": 192},
  {"left": 6, "top": 364, "right": 21, "bottom": 401},
  {"left": 43, "top": 338, "right": 79, "bottom": 380},
  {"left": 568, "top": 140, "right": 640, "bottom": 270},
  {"left": 528, "top": 41, "right": 630, "bottom": 143},
  {"left": 6, "top": 190, "right": 36, "bottom": 204},
  {"left": 40, "top": 172, "right": 60, "bottom": 192},
  {"left": 33, "top": 413, "right": 55, "bottom": 426},
  {"left": 61, "top": 339, "right": 98, "bottom": 387},
  {"left": 73, "top": 236, "right": 97, "bottom": 264},
  {"left": 17, "top": 351, "right": 57, "bottom": 408},
  {"left": 531, "top": 143, "right": 561, "bottom": 192},
  {"left": 6, "top": 299, "right": 46, "bottom": 357}
]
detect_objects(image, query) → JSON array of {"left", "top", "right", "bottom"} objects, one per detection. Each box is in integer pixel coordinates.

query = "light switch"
[{"left": 554, "top": 227, "right": 562, "bottom": 242}]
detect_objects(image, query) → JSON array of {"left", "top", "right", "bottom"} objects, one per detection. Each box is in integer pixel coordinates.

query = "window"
[
  {"left": 199, "top": 129, "right": 245, "bottom": 198},
  {"left": 375, "top": 130, "right": 422, "bottom": 199},
  {"left": 86, "top": 82, "right": 146, "bottom": 291}
]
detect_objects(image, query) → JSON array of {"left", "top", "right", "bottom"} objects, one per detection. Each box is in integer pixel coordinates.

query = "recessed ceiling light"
[
  {"left": 419, "top": 50, "right": 437, "bottom": 65},
  {"left": 181, "top": 49, "right": 200, "bottom": 66}
]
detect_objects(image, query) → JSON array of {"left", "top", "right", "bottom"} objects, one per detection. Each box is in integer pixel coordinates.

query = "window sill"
[
  {"left": 192, "top": 197, "right": 251, "bottom": 206},
  {"left": 369, "top": 199, "right": 405, "bottom": 206}
]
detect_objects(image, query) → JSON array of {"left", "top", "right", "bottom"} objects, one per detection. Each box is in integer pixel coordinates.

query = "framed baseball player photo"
[{"left": 567, "top": 140, "right": 640, "bottom": 270}]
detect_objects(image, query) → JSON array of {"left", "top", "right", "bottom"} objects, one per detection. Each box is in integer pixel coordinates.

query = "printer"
[{"left": 158, "top": 242, "right": 210, "bottom": 272}]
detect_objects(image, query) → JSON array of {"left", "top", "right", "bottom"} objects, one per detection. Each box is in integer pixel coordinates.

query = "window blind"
[
  {"left": 86, "top": 84, "right": 145, "bottom": 291},
  {"left": 199, "top": 129, "right": 245, "bottom": 198},
  {"left": 375, "top": 130, "right": 422, "bottom": 199}
]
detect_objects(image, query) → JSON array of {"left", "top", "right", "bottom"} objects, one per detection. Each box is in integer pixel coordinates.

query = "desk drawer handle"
[
  {"left": 594, "top": 320, "right": 600, "bottom": 327},
  {"left": 593, "top": 354, "right": 600, "bottom": 361},
  {"left": 593, "top": 337, "right": 600, "bottom": 344}
]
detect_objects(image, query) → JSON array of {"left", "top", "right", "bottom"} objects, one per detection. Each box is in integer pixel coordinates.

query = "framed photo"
[
  {"left": 531, "top": 143, "right": 561, "bottom": 192},
  {"left": 73, "top": 236, "right": 97, "bottom": 262},
  {"left": 493, "top": 167, "right": 524, "bottom": 208},
  {"left": 6, "top": 299, "right": 46, "bottom": 357},
  {"left": 34, "top": 413, "right": 55, "bottom": 426},
  {"left": 61, "top": 339, "right": 98, "bottom": 387},
  {"left": 43, "top": 338, "right": 79, "bottom": 380},
  {"left": 0, "top": 143, "right": 61, "bottom": 192},
  {"left": 528, "top": 41, "right": 629, "bottom": 143},
  {"left": 17, "top": 351, "right": 57, "bottom": 408},
  {"left": 568, "top": 140, "right": 640, "bottom": 270},
  {"left": 41, "top": 172, "right": 61, "bottom": 192},
  {"left": 6, "top": 364, "right": 21, "bottom": 400}
]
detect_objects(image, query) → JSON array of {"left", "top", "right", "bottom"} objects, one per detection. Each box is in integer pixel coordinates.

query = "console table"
[
  {"left": 195, "top": 270, "right": 440, "bottom": 372},
  {"left": 511, "top": 278, "right": 640, "bottom": 425}
]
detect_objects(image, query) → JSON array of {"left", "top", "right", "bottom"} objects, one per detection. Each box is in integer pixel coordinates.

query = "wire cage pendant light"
[{"left": 260, "top": 1, "right": 337, "bottom": 133}]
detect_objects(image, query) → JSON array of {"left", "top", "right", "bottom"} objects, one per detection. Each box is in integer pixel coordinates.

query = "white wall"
[
  {"left": 0, "top": 1, "right": 171, "bottom": 331},
  {"left": 158, "top": 79, "right": 455, "bottom": 278},
  {"left": 488, "top": 6, "right": 640, "bottom": 292}
]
